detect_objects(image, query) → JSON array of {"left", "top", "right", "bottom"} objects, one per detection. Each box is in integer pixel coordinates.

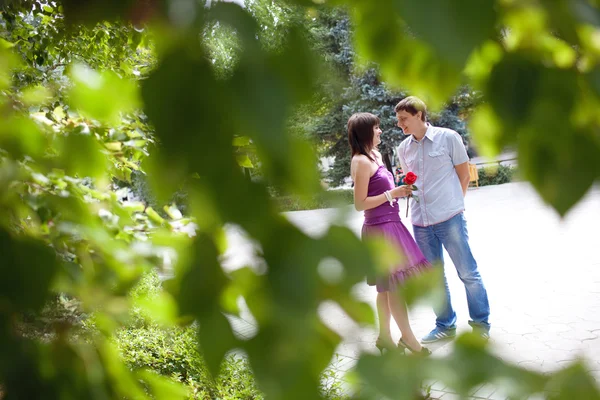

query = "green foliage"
[
  {"left": 116, "top": 307, "right": 259, "bottom": 399},
  {"left": 0, "top": 1, "right": 599, "bottom": 400},
  {"left": 294, "top": 8, "right": 481, "bottom": 186},
  {"left": 115, "top": 271, "right": 348, "bottom": 400},
  {"left": 476, "top": 164, "right": 517, "bottom": 187}
]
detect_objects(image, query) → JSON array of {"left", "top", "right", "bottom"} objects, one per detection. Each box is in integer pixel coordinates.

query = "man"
[{"left": 395, "top": 96, "right": 490, "bottom": 342}]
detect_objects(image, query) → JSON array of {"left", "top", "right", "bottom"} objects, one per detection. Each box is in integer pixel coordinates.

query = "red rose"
[{"left": 404, "top": 172, "right": 417, "bottom": 186}]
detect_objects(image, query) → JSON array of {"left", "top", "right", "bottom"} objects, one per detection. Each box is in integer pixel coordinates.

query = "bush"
[
  {"left": 115, "top": 325, "right": 263, "bottom": 400},
  {"left": 114, "top": 272, "right": 349, "bottom": 400},
  {"left": 477, "top": 164, "right": 516, "bottom": 187},
  {"left": 109, "top": 272, "right": 260, "bottom": 399}
]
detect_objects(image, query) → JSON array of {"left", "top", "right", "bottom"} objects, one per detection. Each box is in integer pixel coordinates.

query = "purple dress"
[{"left": 362, "top": 164, "right": 430, "bottom": 292}]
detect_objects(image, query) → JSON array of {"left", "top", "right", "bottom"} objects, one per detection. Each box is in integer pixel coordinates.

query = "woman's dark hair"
[{"left": 347, "top": 112, "right": 379, "bottom": 162}]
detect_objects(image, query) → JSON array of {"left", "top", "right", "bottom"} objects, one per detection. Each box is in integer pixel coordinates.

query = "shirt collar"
[{"left": 410, "top": 123, "right": 437, "bottom": 143}]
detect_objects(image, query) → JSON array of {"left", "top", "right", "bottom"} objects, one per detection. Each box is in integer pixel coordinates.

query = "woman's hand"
[{"left": 390, "top": 185, "right": 413, "bottom": 198}]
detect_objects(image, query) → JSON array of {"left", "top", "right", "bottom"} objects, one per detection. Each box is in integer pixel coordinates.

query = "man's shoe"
[
  {"left": 469, "top": 322, "right": 490, "bottom": 341},
  {"left": 472, "top": 327, "right": 490, "bottom": 341},
  {"left": 421, "top": 327, "right": 457, "bottom": 344}
]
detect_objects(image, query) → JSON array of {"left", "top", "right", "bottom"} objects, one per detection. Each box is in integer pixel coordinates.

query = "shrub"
[
  {"left": 111, "top": 271, "right": 262, "bottom": 399},
  {"left": 114, "top": 272, "right": 349, "bottom": 399},
  {"left": 477, "top": 164, "right": 516, "bottom": 187},
  {"left": 115, "top": 325, "right": 263, "bottom": 400}
]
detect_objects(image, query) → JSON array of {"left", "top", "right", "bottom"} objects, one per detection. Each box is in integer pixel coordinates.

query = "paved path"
[{"left": 223, "top": 181, "right": 600, "bottom": 399}]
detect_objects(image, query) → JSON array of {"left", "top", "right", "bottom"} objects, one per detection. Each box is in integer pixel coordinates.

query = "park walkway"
[{"left": 223, "top": 181, "right": 600, "bottom": 399}]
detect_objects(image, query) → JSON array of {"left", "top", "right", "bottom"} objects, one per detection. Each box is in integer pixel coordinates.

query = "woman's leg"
[
  {"left": 388, "top": 290, "right": 423, "bottom": 351},
  {"left": 376, "top": 292, "right": 393, "bottom": 345}
]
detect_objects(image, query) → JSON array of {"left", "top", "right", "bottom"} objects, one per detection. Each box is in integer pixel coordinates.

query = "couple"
[{"left": 348, "top": 96, "right": 491, "bottom": 356}]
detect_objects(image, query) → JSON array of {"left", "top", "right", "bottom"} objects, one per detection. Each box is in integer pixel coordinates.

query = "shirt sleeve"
[{"left": 448, "top": 131, "right": 469, "bottom": 165}]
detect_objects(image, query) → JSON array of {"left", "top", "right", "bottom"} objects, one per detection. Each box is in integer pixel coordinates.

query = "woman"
[{"left": 348, "top": 112, "right": 431, "bottom": 355}]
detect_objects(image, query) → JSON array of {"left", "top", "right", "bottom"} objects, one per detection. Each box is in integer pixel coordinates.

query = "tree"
[
  {"left": 300, "top": 9, "right": 480, "bottom": 186},
  {"left": 1, "top": 0, "right": 599, "bottom": 399}
]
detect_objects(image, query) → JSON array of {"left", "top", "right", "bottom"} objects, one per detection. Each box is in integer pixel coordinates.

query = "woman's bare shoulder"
[{"left": 352, "top": 154, "right": 371, "bottom": 166}]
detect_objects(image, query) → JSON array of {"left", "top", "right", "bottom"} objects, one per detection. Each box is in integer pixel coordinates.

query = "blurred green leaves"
[
  {"left": 0, "top": 228, "right": 58, "bottom": 313},
  {"left": 54, "top": 132, "right": 109, "bottom": 179},
  {"left": 0, "top": 116, "right": 46, "bottom": 159},
  {"left": 350, "top": 1, "right": 462, "bottom": 107},
  {"left": 393, "top": 0, "right": 496, "bottom": 67},
  {"left": 547, "top": 361, "right": 600, "bottom": 400},
  {"left": 477, "top": 53, "right": 600, "bottom": 215},
  {"left": 357, "top": 351, "right": 427, "bottom": 399},
  {"left": 69, "top": 64, "right": 140, "bottom": 125},
  {"left": 2, "top": 0, "right": 600, "bottom": 399}
]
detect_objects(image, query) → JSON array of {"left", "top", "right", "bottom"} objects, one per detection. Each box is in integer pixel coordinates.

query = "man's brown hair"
[{"left": 394, "top": 96, "right": 427, "bottom": 121}]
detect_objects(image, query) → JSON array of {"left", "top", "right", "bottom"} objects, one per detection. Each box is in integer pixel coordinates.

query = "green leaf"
[
  {"left": 20, "top": 85, "right": 52, "bottom": 106},
  {"left": 588, "top": 67, "right": 600, "bottom": 98},
  {"left": 334, "top": 295, "right": 375, "bottom": 325},
  {"left": 233, "top": 136, "right": 252, "bottom": 147},
  {"left": 138, "top": 370, "right": 189, "bottom": 400},
  {"left": 197, "top": 311, "right": 238, "bottom": 377},
  {"left": 174, "top": 235, "right": 236, "bottom": 376},
  {"left": 513, "top": 67, "right": 598, "bottom": 216},
  {"left": 546, "top": 361, "right": 600, "bottom": 400},
  {"left": 518, "top": 129, "right": 599, "bottom": 216},
  {"left": 0, "top": 228, "right": 59, "bottom": 313},
  {"left": 468, "top": 104, "right": 504, "bottom": 157},
  {"left": 54, "top": 133, "right": 109, "bottom": 179},
  {"left": 363, "top": 236, "right": 406, "bottom": 279},
  {"left": 351, "top": 2, "right": 461, "bottom": 107},
  {"left": 61, "top": 0, "right": 137, "bottom": 25},
  {"left": 141, "top": 47, "right": 231, "bottom": 174},
  {"left": 69, "top": 64, "right": 139, "bottom": 125},
  {"left": 0, "top": 38, "right": 16, "bottom": 49},
  {"left": 163, "top": 204, "right": 183, "bottom": 220},
  {"left": 0, "top": 116, "right": 46, "bottom": 159},
  {"left": 236, "top": 154, "right": 254, "bottom": 168},
  {"left": 145, "top": 207, "right": 165, "bottom": 225},
  {"left": 104, "top": 141, "right": 122, "bottom": 151},
  {"left": 440, "top": 333, "right": 547, "bottom": 397},
  {"left": 321, "top": 225, "right": 374, "bottom": 286},
  {"left": 486, "top": 53, "right": 541, "bottom": 136},
  {"left": 356, "top": 352, "right": 425, "bottom": 399},
  {"left": 134, "top": 292, "right": 179, "bottom": 326},
  {"left": 393, "top": 0, "right": 497, "bottom": 67},
  {"left": 398, "top": 263, "right": 445, "bottom": 308}
]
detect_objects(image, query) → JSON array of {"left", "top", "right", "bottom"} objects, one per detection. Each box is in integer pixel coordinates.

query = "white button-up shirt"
[{"left": 397, "top": 124, "right": 469, "bottom": 227}]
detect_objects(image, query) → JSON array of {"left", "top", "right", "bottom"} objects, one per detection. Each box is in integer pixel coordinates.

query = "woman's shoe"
[
  {"left": 375, "top": 338, "right": 397, "bottom": 355},
  {"left": 398, "top": 338, "right": 432, "bottom": 356}
]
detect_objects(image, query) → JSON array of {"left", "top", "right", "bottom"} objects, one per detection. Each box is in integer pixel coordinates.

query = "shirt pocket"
[{"left": 428, "top": 149, "right": 447, "bottom": 170}]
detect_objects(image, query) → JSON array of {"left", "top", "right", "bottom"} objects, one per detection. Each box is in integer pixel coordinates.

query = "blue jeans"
[{"left": 413, "top": 212, "right": 490, "bottom": 330}]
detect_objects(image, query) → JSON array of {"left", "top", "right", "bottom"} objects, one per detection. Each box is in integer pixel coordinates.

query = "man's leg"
[
  {"left": 413, "top": 224, "right": 457, "bottom": 330},
  {"left": 437, "top": 213, "right": 490, "bottom": 330}
]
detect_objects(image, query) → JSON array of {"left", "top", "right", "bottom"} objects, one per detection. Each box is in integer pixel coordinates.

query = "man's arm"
[
  {"left": 454, "top": 161, "right": 470, "bottom": 196},
  {"left": 447, "top": 130, "right": 470, "bottom": 196}
]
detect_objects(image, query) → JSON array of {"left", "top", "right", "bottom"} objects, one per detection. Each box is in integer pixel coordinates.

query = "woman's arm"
[{"left": 352, "top": 156, "right": 413, "bottom": 211}]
